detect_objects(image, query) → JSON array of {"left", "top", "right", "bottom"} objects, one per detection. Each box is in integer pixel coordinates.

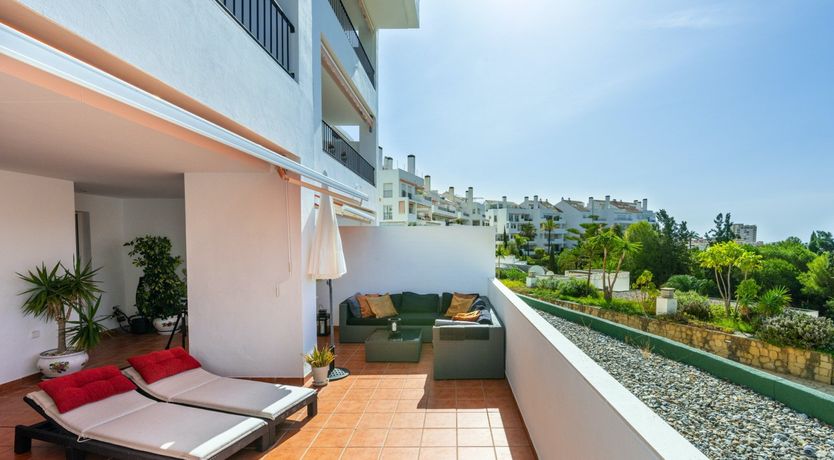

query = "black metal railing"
[
  {"left": 216, "top": 0, "right": 295, "bottom": 76},
  {"left": 327, "top": 0, "right": 375, "bottom": 86},
  {"left": 322, "top": 121, "right": 375, "bottom": 185}
]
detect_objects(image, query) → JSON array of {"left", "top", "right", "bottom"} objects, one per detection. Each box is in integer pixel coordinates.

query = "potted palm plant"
[
  {"left": 125, "top": 236, "right": 187, "bottom": 335},
  {"left": 304, "top": 346, "right": 335, "bottom": 386},
  {"left": 18, "top": 260, "right": 108, "bottom": 377}
]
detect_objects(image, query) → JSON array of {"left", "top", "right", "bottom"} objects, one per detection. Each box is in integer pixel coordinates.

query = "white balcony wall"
[
  {"left": 0, "top": 170, "right": 75, "bottom": 384},
  {"left": 16, "top": 0, "right": 315, "bottom": 159},
  {"left": 488, "top": 280, "right": 705, "bottom": 460},
  {"left": 320, "top": 226, "right": 494, "bottom": 322}
]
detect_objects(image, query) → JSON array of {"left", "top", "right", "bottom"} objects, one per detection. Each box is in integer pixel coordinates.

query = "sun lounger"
[
  {"left": 123, "top": 348, "right": 318, "bottom": 444},
  {"left": 15, "top": 367, "right": 270, "bottom": 460}
]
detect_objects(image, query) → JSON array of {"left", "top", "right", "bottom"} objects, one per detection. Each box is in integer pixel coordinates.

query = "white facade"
[
  {"left": 558, "top": 195, "right": 656, "bottom": 248},
  {"left": 486, "top": 195, "right": 567, "bottom": 251},
  {"left": 732, "top": 223, "right": 758, "bottom": 245},
  {"left": 0, "top": 0, "right": 418, "bottom": 383}
]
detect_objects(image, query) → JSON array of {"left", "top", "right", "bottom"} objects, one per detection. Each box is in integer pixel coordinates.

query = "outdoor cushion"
[
  {"left": 400, "top": 292, "right": 439, "bottom": 314},
  {"left": 399, "top": 312, "right": 441, "bottom": 326},
  {"left": 347, "top": 293, "right": 362, "bottom": 318},
  {"left": 124, "top": 367, "right": 316, "bottom": 420},
  {"left": 441, "top": 292, "right": 479, "bottom": 315},
  {"left": 28, "top": 390, "right": 265, "bottom": 460},
  {"left": 368, "top": 295, "right": 398, "bottom": 318},
  {"left": 452, "top": 311, "right": 481, "bottom": 322},
  {"left": 445, "top": 293, "right": 477, "bottom": 317},
  {"left": 357, "top": 294, "right": 380, "bottom": 318},
  {"left": 38, "top": 365, "right": 136, "bottom": 413},
  {"left": 127, "top": 347, "right": 201, "bottom": 384}
]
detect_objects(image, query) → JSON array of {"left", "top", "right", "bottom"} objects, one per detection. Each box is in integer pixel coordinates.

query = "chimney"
[
  {"left": 642, "top": 198, "right": 648, "bottom": 211},
  {"left": 502, "top": 196, "right": 507, "bottom": 208},
  {"left": 383, "top": 156, "right": 393, "bottom": 170},
  {"left": 424, "top": 175, "right": 431, "bottom": 192},
  {"left": 533, "top": 195, "right": 539, "bottom": 209},
  {"left": 407, "top": 155, "right": 415, "bottom": 174},
  {"left": 448, "top": 186, "right": 455, "bottom": 197},
  {"left": 466, "top": 187, "right": 474, "bottom": 204},
  {"left": 605, "top": 195, "right": 610, "bottom": 209},
  {"left": 589, "top": 196, "right": 594, "bottom": 213},
  {"left": 524, "top": 196, "right": 529, "bottom": 203}
]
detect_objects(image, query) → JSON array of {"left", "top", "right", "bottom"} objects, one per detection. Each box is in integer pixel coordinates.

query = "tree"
[
  {"left": 623, "top": 210, "right": 693, "bottom": 284},
  {"left": 809, "top": 231, "right": 834, "bottom": 254},
  {"left": 632, "top": 270, "right": 658, "bottom": 316},
  {"left": 519, "top": 223, "right": 537, "bottom": 257},
  {"left": 799, "top": 253, "right": 834, "bottom": 308},
  {"left": 495, "top": 245, "right": 510, "bottom": 274},
  {"left": 706, "top": 212, "right": 736, "bottom": 245},
  {"left": 697, "top": 241, "right": 754, "bottom": 316},
  {"left": 566, "top": 220, "right": 604, "bottom": 286},
  {"left": 588, "top": 229, "right": 643, "bottom": 302},
  {"left": 512, "top": 234, "right": 528, "bottom": 258},
  {"left": 541, "top": 217, "right": 558, "bottom": 272}
]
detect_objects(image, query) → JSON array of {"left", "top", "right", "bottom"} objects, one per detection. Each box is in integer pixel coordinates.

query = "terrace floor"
[{"left": 1, "top": 331, "right": 535, "bottom": 460}]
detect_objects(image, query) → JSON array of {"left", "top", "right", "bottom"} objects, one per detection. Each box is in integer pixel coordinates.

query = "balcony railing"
[
  {"left": 322, "top": 121, "right": 375, "bottom": 185},
  {"left": 327, "top": 0, "right": 375, "bottom": 86},
  {"left": 216, "top": 0, "right": 295, "bottom": 76}
]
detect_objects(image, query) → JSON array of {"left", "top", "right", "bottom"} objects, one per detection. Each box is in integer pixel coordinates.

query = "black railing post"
[
  {"left": 322, "top": 121, "right": 375, "bottom": 185},
  {"left": 326, "top": 0, "right": 375, "bottom": 86},
  {"left": 216, "top": 0, "right": 295, "bottom": 77}
]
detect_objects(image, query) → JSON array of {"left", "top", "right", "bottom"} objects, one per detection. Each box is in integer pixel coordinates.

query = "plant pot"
[
  {"left": 37, "top": 349, "right": 88, "bottom": 378},
  {"left": 311, "top": 366, "right": 329, "bottom": 386},
  {"left": 152, "top": 315, "right": 182, "bottom": 335},
  {"left": 130, "top": 316, "right": 153, "bottom": 334}
]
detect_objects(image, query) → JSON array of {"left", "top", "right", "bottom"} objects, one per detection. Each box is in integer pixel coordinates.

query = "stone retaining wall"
[{"left": 544, "top": 298, "right": 834, "bottom": 384}]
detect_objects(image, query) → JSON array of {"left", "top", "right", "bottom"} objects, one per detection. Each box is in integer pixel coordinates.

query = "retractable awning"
[{"left": 0, "top": 23, "right": 369, "bottom": 203}]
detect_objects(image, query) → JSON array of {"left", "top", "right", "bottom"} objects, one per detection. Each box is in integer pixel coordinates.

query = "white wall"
[
  {"left": 0, "top": 170, "right": 75, "bottom": 384},
  {"left": 488, "top": 280, "right": 705, "bottom": 460},
  {"left": 185, "top": 172, "right": 309, "bottom": 378},
  {"left": 322, "top": 226, "right": 495, "bottom": 322}
]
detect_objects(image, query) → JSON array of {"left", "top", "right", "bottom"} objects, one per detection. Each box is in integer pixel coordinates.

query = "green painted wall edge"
[{"left": 519, "top": 294, "right": 834, "bottom": 426}]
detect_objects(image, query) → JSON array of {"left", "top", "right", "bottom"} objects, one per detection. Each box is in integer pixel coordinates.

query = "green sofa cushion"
[
  {"left": 441, "top": 293, "right": 453, "bottom": 314},
  {"left": 346, "top": 316, "right": 394, "bottom": 326},
  {"left": 401, "top": 292, "right": 439, "bottom": 314},
  {"left": 390, "top": 293, "right": 403, "bottom": 311},
  {"left": 399, "top": 312, "right": 441, "bottom": 326}
]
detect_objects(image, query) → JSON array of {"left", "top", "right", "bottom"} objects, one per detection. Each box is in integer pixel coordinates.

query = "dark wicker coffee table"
[{"left": 364, "top": 328, "right": 423, "bottom": 362}]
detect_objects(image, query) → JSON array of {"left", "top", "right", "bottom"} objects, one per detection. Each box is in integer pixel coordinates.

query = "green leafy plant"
[
  {"left": 758, "top": 311, "right": 834, "bottom": 351},
  {"left": 735, "top": 278, "right": 760, "bottom": 317},
  {"left": 676, "top": 290, "right": 713, "bottom": 321},
  {"left": 304, "top": 346, "right": 335, "bottom": 368},
  {"left": 664, "top": 275, "right": 708, "bottom": 294},
  {"left": 755, "top": 286, "right": 791, "bottom": 317},
  {"left": 557, "top": 278, "right": 599, "bottom": 298},
  {"left": 67, "top": 296, "right": 108, "bottom": 350},
  {"left": 497, "top": 268, "right": 526, "bottom": 282},
  {"left": 18, "top": 260, "right": 104, "bottom": 354},
  {"left": 125, "top": 236, "right": 187, "bottom": 319},
  {"left": 632, "top": 270, "right": 658, "bottom": 316}
]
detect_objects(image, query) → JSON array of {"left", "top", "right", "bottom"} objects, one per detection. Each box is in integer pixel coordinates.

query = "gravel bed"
[{"left": 537, "top": 310, "right": 834, "bottom": 459}]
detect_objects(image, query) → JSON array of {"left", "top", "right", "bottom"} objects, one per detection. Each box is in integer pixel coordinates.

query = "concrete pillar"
[{"left": 656, "top": 288, "right": 677, "bottom": 315}]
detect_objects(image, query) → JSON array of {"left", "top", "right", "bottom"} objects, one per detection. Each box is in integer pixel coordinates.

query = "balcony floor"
[{"left": 1, "top": 331, "right": 535, "bottom": 460}]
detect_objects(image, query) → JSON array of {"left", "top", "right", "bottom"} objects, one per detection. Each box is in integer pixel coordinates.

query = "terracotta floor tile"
[
  {"left": 373, "top": 388, "right": 403, "bottom": 400},
  {"left": 457, "top": 429, "right": 493, "bottom": 447},
  {"left": 457, "top": 412, "right": 490, "bottom": 428},
  {"left": 378, "top": 378, "right": 406, "bottom": 389},
  {"left": 426, "top": 399, "right": 457, "bottom": 412},
  {"left": 420, "top": 428, "right": 457, "bottom": 447},
  {"left": 400, "top": 389, "right": 426, "bottom": 399},
  {"left": 391, "top": 412, "right": 425, "bottom": 429},
  {"left": 418, "top": 446, "right": 457, "bottom": 460},
  {"left": 456, "top": 388, "right": 485, "bottom": 400},
  {"left": 403, "top": 378, "right": 428, "bottom": 389},
  {"left": 324, "top": 413, "right": 361, "bottom": 429},
  {"left": 334, "top": 400, "right": 369, "bottom": 413},
  {"left": 380, "top": 447, "right": 420, "bottom": 460},
  {"left": 455, "top": 399, "right": 487, "bottom": 412},
  {"left": 302, "top": 447, "right": 343, "bottom": 459},
  {"left": 260, "top": 444, "right": 307, "bottom": 459},
  {"left": 366, "top": 399, "right": 399, "bottom": 413},
  {"left": 424, "top": 412, "right": 457, "bottom": 429},
  {"left": 491, "top": 429, "right": 530, "bottom": 447},
  {"left": 488, "top": 412, "right": 523, "bottom": 429},
  {"left": 348, "top": 429, "right": 388, "bottom": 447},
  {"left": 495, "top": 446, "right": 537, "bottom": 460},
  {"left": 458, "top": 447, "right": 497, "bottom": 460},
  {"left": 277, "top": 430, "right": 318, "bottom": 449},
  {"left": 357, "top": 412, "right": 394, "bottom": 429},
  {"left": 341, "top": 447, "right": 382, "bottom": 460},
  {"left": 429, "top": 388, "right": 456, "bottom": 399},
  {"left": 395, "top": 399, "right": 426, "bottom": 413},
  {"left": 384, "top": 429, "right": 423, "bottom": 447},
  {"left": 353, "top": 378, "right": 381, "bottom": 389},
  {"left": 314, "top": 428, "right": 353, "bottom": 448}
]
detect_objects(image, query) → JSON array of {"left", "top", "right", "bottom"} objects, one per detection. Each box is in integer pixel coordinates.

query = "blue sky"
[{"left": 377, "top": 0, "right": 834, "bottom": 242}]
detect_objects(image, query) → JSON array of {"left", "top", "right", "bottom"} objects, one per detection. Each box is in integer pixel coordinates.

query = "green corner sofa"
[{"left": 339, "top": 292, "right": 448, "bottom": 343}]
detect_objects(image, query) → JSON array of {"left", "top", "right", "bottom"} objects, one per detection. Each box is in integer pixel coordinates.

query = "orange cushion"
[
  {"left": 357, "top": 294, "right": 380, "bottom": 318},
  {"left": 452, "top": 311, "right": 481, "bottom": 322},
  {"left": 367, "top": 295, "right": 398, "bottom": 318},
  {"left": 445, "top": 293, "right": 478, "bottom": 317}
]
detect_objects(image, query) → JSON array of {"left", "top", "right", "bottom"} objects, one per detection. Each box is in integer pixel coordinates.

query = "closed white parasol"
[{"left": 308, "top": 192, "right": 349, "bottom": 380}]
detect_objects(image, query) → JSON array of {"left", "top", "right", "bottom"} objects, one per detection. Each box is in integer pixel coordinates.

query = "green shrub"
[
  {"left": 557, "top": 278, "right": 599, "bottom": 298},
  {"left": 758, "top": 311, "right": 834, "bottom": 351},
  {"left": 676, "top": 290, "right": 712, "bottom": 320},
  {"left": 665, "top": 275, "right": 711, "bottom": 295},
  {"left": 497, "top": 268, "right": 526, "bottom": 282},
  {"left": 755, "top": 286, "right": 791, "bottom": 317},
  {"left": 534, "top": 278, "right": 560, "bottom": 290}
]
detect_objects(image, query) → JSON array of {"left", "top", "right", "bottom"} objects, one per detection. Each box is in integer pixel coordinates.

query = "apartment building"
[
  {"left": 0, "top": 0, "right": 418, "bottom": 383},
  {"left": 557, "top": 195, "right": 656, "bottom": 247},
  {"left": 732, "top": 223, "right": 758, "bottom": 245},
  {"left": 378, "top": 154, "right": 487, "bottom": 226},
  {"left": 486, "top": 196, "right": 567, "bottom": 252}
]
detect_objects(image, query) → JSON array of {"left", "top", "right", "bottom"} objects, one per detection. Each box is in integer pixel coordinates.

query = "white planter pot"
[
  {"left": 311, "top": 366, "right": 329, "bottom": 386},
  {"left": 152, "top": 316, "right": 182, "bottom": 335},
  {"left": 38, "top": 349, "right": 89, "bottom": 378}
]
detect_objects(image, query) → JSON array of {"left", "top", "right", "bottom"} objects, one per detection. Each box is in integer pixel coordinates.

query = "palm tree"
[
  {"left": 588, "top": 229, "right": 643, "bottom": 302},
  {"left": 541, "top": 217, "right": 557, "bottom": 271},
  {"left": 513, "top": 234, "right": 528, "bottom": 258},
  {"left": 519, "top": 223, "right": 537, "bottom": 257}
]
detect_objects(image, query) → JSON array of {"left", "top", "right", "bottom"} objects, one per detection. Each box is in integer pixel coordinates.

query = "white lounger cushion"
[
  {"left": 124, "top": 367, "right": 316, "bottom": 420},
  {"left": 28, "top": 390, "right": 265, "bottom": 460}
]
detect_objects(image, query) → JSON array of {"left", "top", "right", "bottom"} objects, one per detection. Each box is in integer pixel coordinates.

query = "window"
[
  {"left": 383, "top": 183, "right": 393, "bottom": 198},
  {"left": 383, "top": 205, "right": 393, "bottom": 220},
  {"left": 398, "top": 201, "right": 406, "bottom": 214}
]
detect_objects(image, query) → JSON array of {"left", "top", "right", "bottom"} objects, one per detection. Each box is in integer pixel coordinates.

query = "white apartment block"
[
  {"left": 378, "top": 155, "right": 487, "bottom": 226},
  {"left": 486, "top": 196, "right": 567, "bottom": 252},
  {"left": 732, "top": 223, "right": 758, "bottom": 245},
  {"left": 557, "top": 195, "right": 656, "bottom": 248},
  {"left": 0, "top": 0, "right": 417, "bottom": 382}
]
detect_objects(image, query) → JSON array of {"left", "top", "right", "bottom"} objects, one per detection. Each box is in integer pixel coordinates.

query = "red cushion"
[
  {"left": 38, "top": 365, "right": 136, "bottom": 413},
  {"left": 127, "top": 347, "right": 201, "bottom": 384}
]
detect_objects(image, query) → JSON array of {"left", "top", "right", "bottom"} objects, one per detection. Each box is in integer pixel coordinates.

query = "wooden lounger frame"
[
  {"left": 133, "top": 383, "right": 319, "bottom": 445},
  {"left": 14, "top": 396, "right": 271, "bottom": 460}
]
